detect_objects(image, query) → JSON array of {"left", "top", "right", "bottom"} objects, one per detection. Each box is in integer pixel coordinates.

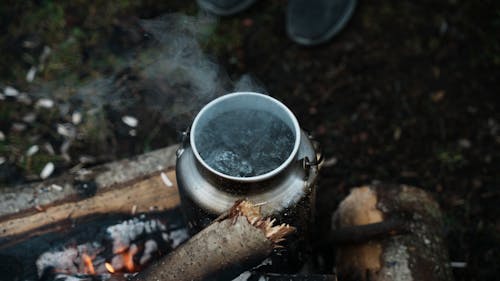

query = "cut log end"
[{"left": 333, "top": 184, "right": 453, "bottom": 281}]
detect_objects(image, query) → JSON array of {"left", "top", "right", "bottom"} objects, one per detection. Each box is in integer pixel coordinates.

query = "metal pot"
[{"left": 175, "top": 92, "right": 322, "bottom": 267}]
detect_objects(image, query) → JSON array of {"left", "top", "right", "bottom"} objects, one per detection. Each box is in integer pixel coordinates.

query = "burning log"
[
  {"left": 0, "top": 145, "right": 179, "bottom": 247},
  {"left": 332, "top": 184, "right": 453, "bottom": 281},
  {"left": 132, "top": 200, "right": 295, "bottom": 281}
]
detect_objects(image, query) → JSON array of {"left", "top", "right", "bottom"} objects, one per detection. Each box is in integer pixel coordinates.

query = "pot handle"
[{"left": 300, "top": 131, "right": 324, "bottom": 180}]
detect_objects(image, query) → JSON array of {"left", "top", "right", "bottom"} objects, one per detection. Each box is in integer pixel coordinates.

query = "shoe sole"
[
  {"left": 197, "top": 0, "right": 258, "bottom": 16},
  {"left": 287, "top": 0, "right": 357, "bottom": 46}
]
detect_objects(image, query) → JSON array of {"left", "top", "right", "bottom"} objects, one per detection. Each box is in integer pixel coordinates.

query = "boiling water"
[{"left": 195, "top": 109, "right": 295, "bottom": 177}]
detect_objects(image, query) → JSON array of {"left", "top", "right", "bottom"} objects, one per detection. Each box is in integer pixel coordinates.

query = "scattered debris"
[
  {"left": 72, "top": 111, "right": 83, "bottom": 125},
  {"left": 40, "top": 162, "right": 55, "bottom": 179},
  {"left": 122, "top": 116, "right": 138, "bottom": 127},
  {"left": 57, "top": 123, "right": 77, "bottom": 138},
  {"left": 26, "top": 66, "right": 37, "bottom": 82},
  {"left": 50, "top": 184, "right": 64, "bottom": 191},
  {"left": 161, "top": 172, "right": 173, "bottom": 187},
  {"left": 36, "top": 98, "right": 55, "bottom": 109},
  {"left": 11, "top": 123, "right": 27, "bottom": 132},
  {"left": 44, "top": 142, "right": 55, "bottom": 155},
  {"left": 61, "top": 140, "right": 72, "bottom": 162},
  {"left": 0, "top": 156, "right": 5, "bottom": 165},
  {"left": 22, "top": 113, "right": 37, "bottom": 123},
  {"left": 4, "top": 86, "right": 19, "bottom": 97},
  {"left": 79, "top": 155, "right": 96, "bottom": 164},
  {"left": 17, "top": 93, "right": 32, "bottom": 105},
  {"left": 0, "top": 131, "right": 5, "bottom": 141},
  {"left": 26, "top": 145, "right": 40, "bottom": 156}
]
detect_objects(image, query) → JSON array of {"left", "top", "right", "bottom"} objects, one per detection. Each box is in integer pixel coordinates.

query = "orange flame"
[
  {"left": 82, "top": 253, "right": 95, "bottom": 274},
  {"left": 105, "top": 262, "right": 115, "bottom": 273},
  {"left": 123, "top": 245, "right": 139, "bottom": 272}
]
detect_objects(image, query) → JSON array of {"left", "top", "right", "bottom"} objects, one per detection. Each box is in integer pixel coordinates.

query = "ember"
[{"left": 32, "top": 215, "right": 189, "bottom": 280}]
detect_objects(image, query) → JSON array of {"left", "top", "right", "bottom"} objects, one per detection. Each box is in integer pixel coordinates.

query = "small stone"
[
  {"left": 458, "top": 138, "right": 471, "bottom": 149},
  {"left": 4, "top": 86, "right": 19, "bottom": 97},
  {"left": 50, "top": 184, "right": 63, "bottom": 191},
  {"left": 71, "top": 111, "right": 82, "bottom": 125},
  {"left": 17, "top": 93, "right": 32, "bottom": 105},
  {"left": 0, "top": 156, "right": 5, "bottom": 165},
  {"left": 23, "top": 113, "right": 36, "bottom": 123},
  {"left": 44, "top": 143, "right": 55, "bottom": 155},
  {"left": 26, "top": 66, "right": 37, "bottom": 82},
  {"left": 0, "top": 131, "right": 5, "bottom": 141},
  {"left": 40, "top": 162, "right": 55, "bottom": 179},
  {"left": 26, "top": 145, "right": 39, "bottom": 156},
  {"left": 11, "top": 123, "right": 27, "bottom": 132},
  {"left": 35, "top": 98, "right": 54, "bottom": 109},
  {"left": 122, "top": 116, "right": 138, "bottom": 127},
  {"left": 57, "top": 123, "right": 76, "bottom": 138}
]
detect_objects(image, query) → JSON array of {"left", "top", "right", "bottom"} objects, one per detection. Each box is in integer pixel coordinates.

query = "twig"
[{"left": 330, "top": 218, "right": 409, "bottom": 244}]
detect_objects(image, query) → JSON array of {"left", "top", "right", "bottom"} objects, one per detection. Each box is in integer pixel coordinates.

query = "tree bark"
[{"left": 332, "top": 184, "right": 452, "bottom": 281}]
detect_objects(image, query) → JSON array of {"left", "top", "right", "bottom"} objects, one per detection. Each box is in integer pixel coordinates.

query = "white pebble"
[
  {"left": 4, "top": 86, "right": 19, "bottom": 97},
  {"left": 122, "top": 116, "right": 138, "bottom": 127},
  {"left": 12, "top": 123, "right": 27, "bottom": 132},
  {"left": 0, "top": 131, "right": 5, "bottom": 141},
  {"left": 17, "top": 93, "right": 32, "bottom": 105},
  {"left": 44, "top": 142, "right": 55, "bottom": 155},
  {"left": 26, "top": 66, "right": 37, "bottom": 82},
  {"left": 50, "top": 184, "right": 63, "bottom": 191},
  {"left": 57, "top": 123, "right": 76, "bottom": 138},
  {"left": 26, "top": 145, "right": 39, "bottom": 156},
  {"left": 71, "top": 111, "right": 82, "bottom": 125},
  {"left": 23, "top": 113, "right": 36, "bottom": 123},
  {"left": 0, "top": 93, "right": 4, "bottom": 100},
  {"left": 40, "top": 162, "right": 55, "bottom": 179},
  {"left": 129, "top": 129, "right": 137, "bottom": 136},
  {"left": 36, "top": 98, "right": 54, "bottom": 109},
  {"left": 0, "top": 156, "right": 5, "bottom": 165}
]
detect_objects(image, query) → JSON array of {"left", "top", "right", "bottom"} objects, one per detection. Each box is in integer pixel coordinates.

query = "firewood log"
[
  {"left": 332, "top": 184, "right": 452, "bottom": 281},
  {"left": 132, "top": 200, "right": 295, "bottom": 281},
  {"left": 0, "top": 145, "right": 179, "bottom": 248}
]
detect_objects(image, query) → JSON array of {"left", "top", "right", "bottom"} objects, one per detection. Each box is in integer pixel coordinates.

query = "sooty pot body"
[{"left": 175, "top": 92, "right": 321, "bottom": 269}]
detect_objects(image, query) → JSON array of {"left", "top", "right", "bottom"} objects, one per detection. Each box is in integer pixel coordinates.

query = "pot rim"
[{"left": 190, "top": 92, "right": 301, "bottom": 182}]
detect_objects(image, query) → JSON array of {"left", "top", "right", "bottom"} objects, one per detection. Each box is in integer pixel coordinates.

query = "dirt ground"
[{"left": 0, "top": 0, "right": 499, "bottom": 280}]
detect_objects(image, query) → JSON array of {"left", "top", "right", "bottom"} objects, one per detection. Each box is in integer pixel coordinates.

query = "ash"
[
  {"left": 196, "top": 109, "right": 295, "bottom": 177},
  {"left": 36, "top": 217, "right": 189, "bottom": 279}
]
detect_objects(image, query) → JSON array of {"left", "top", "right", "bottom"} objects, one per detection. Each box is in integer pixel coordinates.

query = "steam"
[{"left": 66, "top": 13, "right": 266, "bottom": 130}]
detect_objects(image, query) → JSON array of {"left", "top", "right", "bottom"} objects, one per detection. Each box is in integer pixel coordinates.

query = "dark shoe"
[
  {"left": 286, "top": 0, "right": 357, "bottom": 46},
  {"left": 197, "top": 0, "right": 257, "bottom": 16}
]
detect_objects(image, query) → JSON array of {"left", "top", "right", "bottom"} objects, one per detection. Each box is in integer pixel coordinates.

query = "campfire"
[{"left": 35, "top": 217, "right": 188, "bottom": 279}]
